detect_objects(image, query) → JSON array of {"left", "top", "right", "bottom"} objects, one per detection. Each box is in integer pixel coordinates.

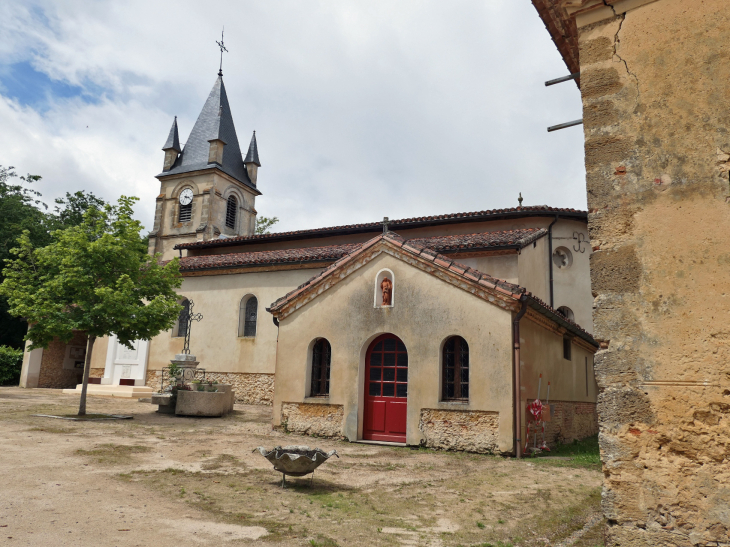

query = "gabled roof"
[
  {"left": 158, "top": 76, "right": 257, "bottom": 192},
  {"left": 162, "top": 116, "right": 181, "bottom": 153},
  {"left": 267, "top": 231, "right": 596, "bottom": 346},
  {"left": 174, "top": 205, "right": 585, "bottom": 250},
  {"left": 177, "top": 229, "right": 547, "bottom": 272},
  {"left": 244, "top": 131, "right": 260, "bottom": 166}
]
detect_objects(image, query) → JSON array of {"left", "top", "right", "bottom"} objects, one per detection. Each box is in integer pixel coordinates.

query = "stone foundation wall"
[
  {"left": 145, "top": 369, "right": 275, "bottom": 406},
  {"left": 37, "top": 333, "right": 87, "bottom": 389},
  {"left": 525, "top": 400, "right": 598, "bottom": 451},
  {"left": 419, "top": 409, "right": 499, "bottom": 454},
  {"left": 280, "top": 402, "right": 345, "bottom": 438},
  {"left": 89, "top": 368, "right": 105, "bottom": 378}
]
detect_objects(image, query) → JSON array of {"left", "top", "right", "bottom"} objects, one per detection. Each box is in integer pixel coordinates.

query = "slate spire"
[
  {"left": 162, "top": 116, "right": 182, "bottom": 153},
  {"left": 157, "top": 75, "right": 256, "bottom": 190},
  {"left": 244, "top": 131, "right": 261, "bottom": 167}
]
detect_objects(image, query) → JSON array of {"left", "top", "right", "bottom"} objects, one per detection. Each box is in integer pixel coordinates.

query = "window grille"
[
  {"left": 239, "top": 296, "right": 258, "bottom": 337},
  {"left": 225, "top": 195, "right": 237, "bottom": 229},
  {"left": 179, "top": 203, "right": 192, "bottom": 222},
  {"left": 310, "top": 338, "right": 332, "bottom": 397},
  {"left": 442, "top": 336, "right": 469, "bottom": 400},
  {"left": 175, "top": 299, "right": 190, "bottom": 338}
]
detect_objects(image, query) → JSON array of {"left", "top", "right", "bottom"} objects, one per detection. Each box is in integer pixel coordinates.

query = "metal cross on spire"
[{"left": 216, "top": 28, "right": 228, "bottom": 76}]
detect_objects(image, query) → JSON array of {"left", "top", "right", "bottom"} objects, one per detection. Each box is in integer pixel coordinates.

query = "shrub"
[{"left": 0, "top": 345, "right": 23, "bottom": 385}]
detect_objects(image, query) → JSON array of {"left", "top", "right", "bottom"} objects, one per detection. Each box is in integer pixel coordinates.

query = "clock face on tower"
[{"left": 179, "top": 188, "right": 194, "bottom": 206}]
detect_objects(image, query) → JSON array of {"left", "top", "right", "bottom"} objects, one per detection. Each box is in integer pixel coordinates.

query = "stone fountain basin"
[{"left": 254, "top": 445, "right": 338, "bottom": 476}]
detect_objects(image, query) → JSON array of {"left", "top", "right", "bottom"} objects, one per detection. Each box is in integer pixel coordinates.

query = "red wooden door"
[{"left": 364, "top": 334, "right": 408, "bottom": 442}]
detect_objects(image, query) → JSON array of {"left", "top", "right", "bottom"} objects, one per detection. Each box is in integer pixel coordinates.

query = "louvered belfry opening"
[
  {"left": 226, "top": 195, "right": 237, "bottom": 229},
  {"left": 443, "top": 336, "right": 469, "bottom": 400},
  {"left": 310, "top": 338, "right": 332, "bottom": 397},
  {"left": 178, "top": 203, "right": 192, "bottom": 222}
]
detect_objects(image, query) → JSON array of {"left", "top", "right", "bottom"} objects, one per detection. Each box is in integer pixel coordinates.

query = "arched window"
[
  {"left": 239, "top": 296, "right": 258, "bottom": 337},
  {"left": 443, "top": 336, "right": 469, "bottom": 401},
  {"left": 175, "top": 298, "right": 190, "bottom": 338},
  {"left": 310, "top": 338, "right": 331, "bottom": 397},
  {"left": 557, "top": 306, "right": 575, "bottom": 322},
  {"left": 225, "top": 195, "right": 237, "bottom": 229}
]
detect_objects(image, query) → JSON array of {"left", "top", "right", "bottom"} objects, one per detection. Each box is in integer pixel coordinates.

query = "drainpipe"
[
  {"left": 547, "top": 214, "right": 559, "bottom": 308},
  {"left": 513, "top": 296, "right": 528, "bottom": 459}
]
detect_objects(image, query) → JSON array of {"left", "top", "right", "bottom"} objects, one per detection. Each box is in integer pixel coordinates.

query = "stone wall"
[
  {"left": 524, "top": 400, "right": 598, "bottom": 451},
  {"left": 280, "top": 402, "right": 344, "bottom": 438},
  {"left": 89, "top": 368, "right": 104, "bottom": 378},
  {"left": 145, "top": 369, "right": 274, "bottom": 406},
  {"left": 576, "top": 1, "right": 730, "bottom": 544},
  {"left": 37, "top": 333, "right": 87, "bottom": 389},
  {"left": 419, "top": 409, "right": 499, "bottom": 454}
]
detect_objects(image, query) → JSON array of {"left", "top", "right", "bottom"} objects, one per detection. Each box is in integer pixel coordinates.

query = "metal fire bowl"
[{"left": 254, "top": 445, "right": 339, "bottom": 477}]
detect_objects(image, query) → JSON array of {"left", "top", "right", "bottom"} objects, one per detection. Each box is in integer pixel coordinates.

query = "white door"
[{"left": 104, "top": 336, "right": 150, "bottom": 385}]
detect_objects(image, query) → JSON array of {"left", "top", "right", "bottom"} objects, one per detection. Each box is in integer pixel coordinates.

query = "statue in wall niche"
[{"left": 381, "top": 277, "right": 393, "bottom": 306}]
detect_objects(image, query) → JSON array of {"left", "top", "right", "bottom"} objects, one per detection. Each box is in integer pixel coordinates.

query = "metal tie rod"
[
  {"left": 545, "top": 72, "right": 580, "bottom": 86},
  {"left": 547, "top": 119, "right": 583, "bottom": 132}
]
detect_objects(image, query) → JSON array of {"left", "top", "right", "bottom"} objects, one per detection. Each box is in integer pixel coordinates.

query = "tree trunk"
[{"left": 77, "top": 335, "right": 96, "bottom": 416}]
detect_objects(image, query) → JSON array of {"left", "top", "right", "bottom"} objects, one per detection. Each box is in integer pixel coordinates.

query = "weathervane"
[{"left": 216, "top": 27, "right": 228, "bottom": 76}]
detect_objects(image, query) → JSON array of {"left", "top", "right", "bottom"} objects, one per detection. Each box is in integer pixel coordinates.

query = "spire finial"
[
  {"left": 518, "top": 192, "right": 523, "bottom": 207},
  {"left": 216, "top": 27, "right": 228, "bottom": 76}
]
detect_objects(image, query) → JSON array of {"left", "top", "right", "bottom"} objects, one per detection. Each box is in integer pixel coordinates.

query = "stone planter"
[{"left": 174, "top": 385, "right": 235, "bottom": 417}]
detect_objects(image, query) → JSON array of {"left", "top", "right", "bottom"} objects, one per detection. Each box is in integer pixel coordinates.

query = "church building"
[{"left": 20, "top": 73, "right": 599, "bottom": 455}]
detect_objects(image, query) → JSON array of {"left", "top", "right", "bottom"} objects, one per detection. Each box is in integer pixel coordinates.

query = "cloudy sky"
[{"left": 0, "top": 1, "right": 584, "bottom": 233}]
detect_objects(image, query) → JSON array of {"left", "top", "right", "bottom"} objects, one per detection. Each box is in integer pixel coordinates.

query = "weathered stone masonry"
[
  {"left": 145, "top": 370, "right": 275, "bottom": 406},
  {"left": 576, "top": 1, "right": 730, "bottom": 545},
  {"left": 280, "top": 402, "right": 345, "bottom": 438}
]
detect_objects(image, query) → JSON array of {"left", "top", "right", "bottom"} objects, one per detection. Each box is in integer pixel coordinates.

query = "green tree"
[
  {"left": 0, "top": 196, "right": 182, "bottom": 414},
  {"left": 0, "top": 166, "right": 52, "bottom": 349},
  {"left": 51, "top": 190, "right": 107, "bottom": 230},
  {"left": 255, "top": 215, "right": 279, "bottom": 235}
]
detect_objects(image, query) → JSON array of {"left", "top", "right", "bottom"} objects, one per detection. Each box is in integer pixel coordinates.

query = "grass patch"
[
  {"left": 75, "top": 443, "right": 151, "bottom": 464},
  {"left": 533, "top": 435, "right": 601, "bottom": 470}
]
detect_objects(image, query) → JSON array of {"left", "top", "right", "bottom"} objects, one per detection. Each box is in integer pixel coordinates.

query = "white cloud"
[{"left": 0, "top": 0, "right": 585, "bottom": 233}]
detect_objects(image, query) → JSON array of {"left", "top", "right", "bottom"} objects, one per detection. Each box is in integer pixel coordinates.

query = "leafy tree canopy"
[
  {"left": 0, "top": 196, "right": 183, "bottom": 350},
  {"left": 255, "top": 215, "right": 279, "bottom": 235},
  {"left": 0, "top": 166, "right": 110, "bottom": 349}
]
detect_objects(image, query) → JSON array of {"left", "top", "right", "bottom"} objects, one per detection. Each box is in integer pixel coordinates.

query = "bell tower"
[{"left": 147, "top": 74, "right": 261, "bottom": 260}]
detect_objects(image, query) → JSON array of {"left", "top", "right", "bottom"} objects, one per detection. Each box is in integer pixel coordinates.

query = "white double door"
[{"left": 103, "top": 335, "right": 150, "bottom": 385}]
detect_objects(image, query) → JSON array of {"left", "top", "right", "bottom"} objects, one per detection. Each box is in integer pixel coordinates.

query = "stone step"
[{"left": 61, "top": 384, "right": 155, "bottom": 398}]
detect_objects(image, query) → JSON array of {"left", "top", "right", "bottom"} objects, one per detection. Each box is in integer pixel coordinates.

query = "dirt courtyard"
[{"left": 0, "top": 388, "right": 604, "bottom": 546}]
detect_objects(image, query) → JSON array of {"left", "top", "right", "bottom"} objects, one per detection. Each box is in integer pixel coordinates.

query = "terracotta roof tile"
[
  {"left": 409, "top": 228, "right": 546, "bottom": 252},
  {"left": 264, "top": 231, "right": 596, "bottom": 347},
  {"left": 174, "top": 205, "right": 584, "bottom": 250},
  {"left": 178, "top": 243, "right": 361, "bottom": 271}
]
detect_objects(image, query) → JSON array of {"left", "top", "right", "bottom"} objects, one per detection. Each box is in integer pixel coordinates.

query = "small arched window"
[
  {"left": 175, "top": 298, "right": 190, "bottom": 338},
  {"left": 310, "top": 338, "right": 331, "bottom": 397},
  {"left": 225, "top": 195, "right": 237, "bottom": 229},
  {"left": 557, "top": 306, "right": 575, "bottom": 322},
  {"left": 239, "top": 296, "right": 258, "bottom": 337},
  {"left": 443, "top": 336, "right": 469, "bottom": 401}
]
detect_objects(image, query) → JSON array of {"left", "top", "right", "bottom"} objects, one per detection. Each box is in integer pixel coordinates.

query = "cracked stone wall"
[
  {"left": 577, "top": 1, "right": 730, "bottom": 545},
  {"left": 280, "top": 402, "right": 345, "bottom": 438}
]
